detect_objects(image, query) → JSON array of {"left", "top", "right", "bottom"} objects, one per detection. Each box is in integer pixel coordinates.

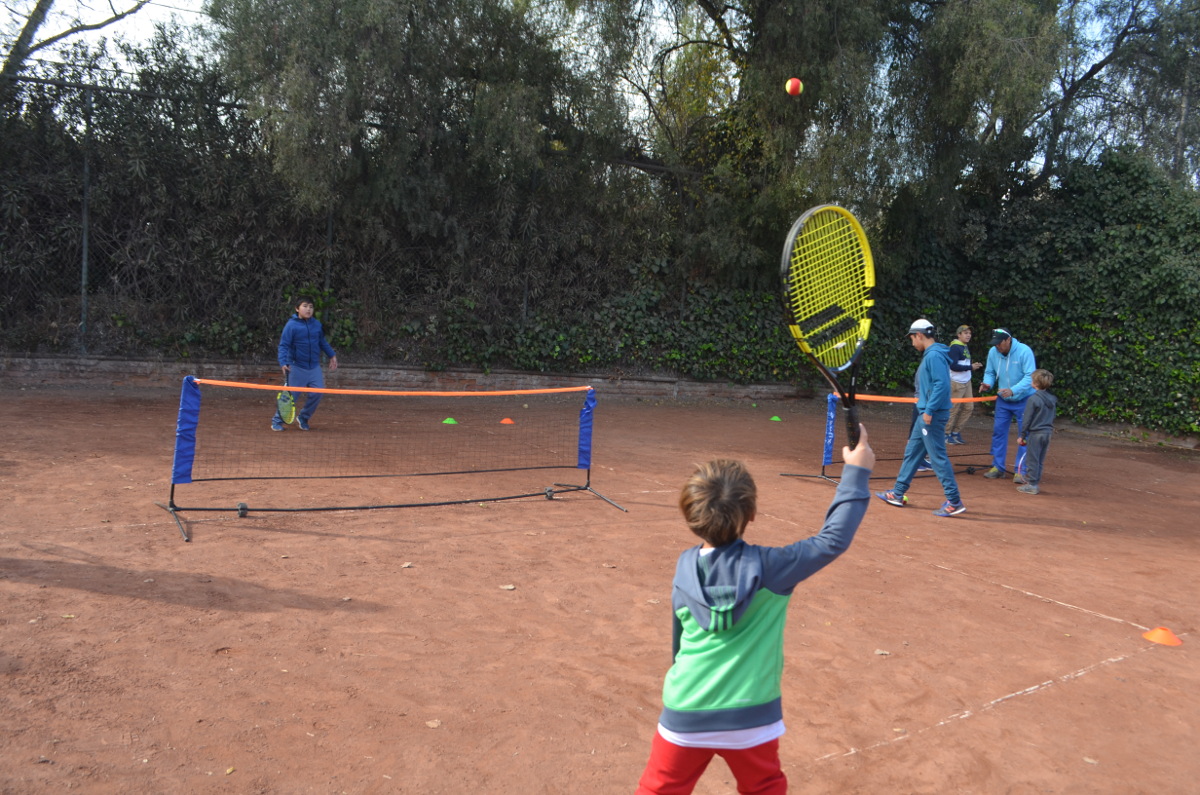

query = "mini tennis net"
[{"left": 161, "top": 376, "right": 623, "bottom": 540}]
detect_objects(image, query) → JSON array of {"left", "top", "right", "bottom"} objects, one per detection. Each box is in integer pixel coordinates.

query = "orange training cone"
[
  {"left": 1142, "top": 627, "right": 1183, "bottom": 646},
  {"left": 500, "top": 418, "right": 515, "bottom": 424}
]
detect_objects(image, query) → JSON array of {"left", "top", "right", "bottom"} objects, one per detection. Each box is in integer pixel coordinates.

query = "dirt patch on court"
[{"left": 2, "top": 385, "right": 1198, "bottom": 794}]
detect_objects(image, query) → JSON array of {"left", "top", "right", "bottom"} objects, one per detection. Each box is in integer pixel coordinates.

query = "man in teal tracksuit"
[
  {"left": 876, "top": 319, "right": 965, "bottom": 517},
  {"left": 980, "top": 328, "right": 1037, "bottom": 481}
]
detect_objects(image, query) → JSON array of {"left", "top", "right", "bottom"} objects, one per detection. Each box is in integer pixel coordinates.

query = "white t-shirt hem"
[{"left": 657, "top": 720, "right": 785, "bottom": 750}]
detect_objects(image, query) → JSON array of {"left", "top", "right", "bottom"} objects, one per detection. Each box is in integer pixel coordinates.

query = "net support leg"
[
  {"left": 552, "top": 470, "right": 627, "bottom": 512},
  {"left": 155, "top": 485, "right": 191, "bottom": 542},
  {"left": 780, "top": 468, "right": 840, "bottom": 484}
]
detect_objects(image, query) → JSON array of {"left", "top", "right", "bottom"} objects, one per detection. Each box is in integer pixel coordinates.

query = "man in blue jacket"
[
  {"left": 979, "top": 329, "right": 1036, "bottom": 481},
  {"left": 271, "top": 296, "right": 339, "bottom": 431},
  {"left": 876, "top": 320, "right": 966, "bottom": 517}
]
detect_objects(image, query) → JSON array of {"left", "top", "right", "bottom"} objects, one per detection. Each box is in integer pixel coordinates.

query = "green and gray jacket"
[{"left": 658, "top": 465, "right": 870, "bottom": 733}]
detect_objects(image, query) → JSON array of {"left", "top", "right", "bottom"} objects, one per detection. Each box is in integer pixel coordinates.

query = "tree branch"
[
  {"left": 2, "top": 0, "right": 153, "bottom": 91},
  {"left": 1029, "top": 0, "right": 1154, "bottom": 190}
]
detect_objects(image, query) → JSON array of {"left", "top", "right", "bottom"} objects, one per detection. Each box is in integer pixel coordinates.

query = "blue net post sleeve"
[
  {"left": 171, "top": 375, "right": 202, "bottom": 484},
  {"left": 576, "top": 388, "right": 596, "bottom": 469},
  {"left": 823, "top": 392, "right": 838, "bottom": 466}
]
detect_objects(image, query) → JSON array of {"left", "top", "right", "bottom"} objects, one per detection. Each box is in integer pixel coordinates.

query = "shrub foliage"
[{"left": 2, "top": 32, "right": 1197, "bottom": 439}]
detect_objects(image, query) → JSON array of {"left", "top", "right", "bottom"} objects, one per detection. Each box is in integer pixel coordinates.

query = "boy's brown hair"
[
  {"left": 1032, "top": 369, "right": 1054, "bottom": 389},
  {"left": 678, "top": 459, "right": 757, "bottom": 547}
]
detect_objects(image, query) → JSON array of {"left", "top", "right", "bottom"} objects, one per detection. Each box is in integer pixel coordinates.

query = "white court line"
[
  {"left": 816, "top": 644, "right": 1167, "bottom": 762},
  {"left": 925, "top": 561, "right": 1152, "bottom": 632},
  {"left": 814, "top": 554, "right": 1185, "bottom": 762}
]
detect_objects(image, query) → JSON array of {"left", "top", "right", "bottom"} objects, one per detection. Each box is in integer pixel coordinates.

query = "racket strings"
[
  {"left": 277, "top": 392, "right": 297, "bottom": 424},
  {"left": 785, "top": 210, "right": 873, "bottom": 369}
]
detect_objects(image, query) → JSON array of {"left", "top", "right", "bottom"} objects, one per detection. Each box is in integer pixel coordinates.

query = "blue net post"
[
  {"left": 171, "top": 375, "right": 202, "bottom": 485},
  {"left": 576, "top": 388, "right": 595, "bottom": 469}
]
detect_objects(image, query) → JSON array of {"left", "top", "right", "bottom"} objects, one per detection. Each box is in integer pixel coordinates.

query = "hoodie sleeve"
[
  {"left": 1007, "top": 343, "right": 1036, "bottom": 401},
  {"left": 982, "top": 348, "right": 998, "bottom": 388},
  {"left": 916, "top": 348, "right": 951, "bottom": 414},
  {"left": 758, "top": 464, "right": 870, "bottom": 593},
  {"left": 277, "top": 320, "right": 294, "bottom": 367},
  {"left": 1021, "top": 393, "right": 1044, "bottom": 435},
  {"left": 928, "top": 351, "right": 951, "bottom": 409},
  {"left": 318, "top": 319, "right": 337, "bottom": 359}
]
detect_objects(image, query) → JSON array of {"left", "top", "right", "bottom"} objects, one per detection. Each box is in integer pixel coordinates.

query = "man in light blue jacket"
[{"left": 980, "top": 329, "right": 1036, "bottom": 480}]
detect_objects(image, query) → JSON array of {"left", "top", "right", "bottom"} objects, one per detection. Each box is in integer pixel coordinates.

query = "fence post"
[{"left": 80, "top": 86, "right": 92, "bottom": 350}]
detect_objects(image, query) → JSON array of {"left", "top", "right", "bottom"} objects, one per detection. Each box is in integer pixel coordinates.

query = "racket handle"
[{"left": 845, "top": 404, "right": 861, "bottom": 449}]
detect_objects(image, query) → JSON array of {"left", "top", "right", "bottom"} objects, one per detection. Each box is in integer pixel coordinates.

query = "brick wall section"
[{"left": 0, "top": 355, "right": 809, "bottom": 402}]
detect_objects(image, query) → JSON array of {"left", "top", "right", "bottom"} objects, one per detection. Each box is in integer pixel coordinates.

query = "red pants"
[{"left": 635, "top": 731, "right": 787, "bottom": 794}]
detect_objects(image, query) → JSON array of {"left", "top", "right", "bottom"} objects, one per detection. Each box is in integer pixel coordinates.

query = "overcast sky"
[
  {"left": 97, "top": 0, "right": 210, "bottom": 42},
  {"left": 1, "top": 0, "right": 212, "bottom": 52}
]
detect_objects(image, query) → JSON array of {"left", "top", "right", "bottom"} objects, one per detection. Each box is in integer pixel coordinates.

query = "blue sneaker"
[
  {"left": 949, "top": 432, "right": 965, "bottom": 445},
  {"left": 916, "top": 457, "right": 933, "bottom": 472},
  {"left": 297, "top": 418, "right": 310, "bottom": 431},
  {"left": 875, "top": 490, "right": 909, "bottom": 507},
  {"left": 271, "top": 422, "right": 285, "bottom": 432},
  {"left": 933, "top": 500, "right": 966, "bottom": 517}
]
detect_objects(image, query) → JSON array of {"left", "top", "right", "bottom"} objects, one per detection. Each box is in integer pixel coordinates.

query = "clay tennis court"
[{"left": 2, "top": 381, "right": 1197, "bottom": 793}]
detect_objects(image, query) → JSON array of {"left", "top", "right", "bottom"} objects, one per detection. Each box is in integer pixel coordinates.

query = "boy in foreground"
[{"left": 636, "top": 427, "right": 875, "bottom": 795}]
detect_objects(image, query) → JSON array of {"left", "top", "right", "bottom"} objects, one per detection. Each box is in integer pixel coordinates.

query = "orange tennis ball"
[{"left": 785, "top": 78, "right": 803, "bottom": 96}]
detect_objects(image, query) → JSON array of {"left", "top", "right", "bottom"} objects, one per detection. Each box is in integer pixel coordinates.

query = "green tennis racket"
[
  {"left": 276, "top": 373, "right": 297, "bottom": 425},
  {"left": 781, "top": 204, "right": 876, "bottom": 449}
]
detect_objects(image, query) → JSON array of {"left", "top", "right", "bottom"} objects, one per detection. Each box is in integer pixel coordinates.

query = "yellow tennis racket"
[
  {"left": 781, "top": 204, "right": 875, "bottom": 449},
  {"left": 276, "top": 373, "right": 297, "bottom": 425}
]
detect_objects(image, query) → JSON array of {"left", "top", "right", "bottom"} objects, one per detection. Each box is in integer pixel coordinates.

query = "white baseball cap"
[{"left": 904, "top": 319, "right": 935, "bottom": 337}]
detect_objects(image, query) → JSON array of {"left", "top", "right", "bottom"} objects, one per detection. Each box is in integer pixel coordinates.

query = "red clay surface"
[{"left": 2, "top": 385, "right": 1198, "bottom": 794}]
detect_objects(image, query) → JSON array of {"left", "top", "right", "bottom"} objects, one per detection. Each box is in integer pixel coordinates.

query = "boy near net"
[
  {"left": 1015, "top": 369, "right": 1057, "bottom": 495},
  {"left": 636, "top": 427, "right": 875, "bottom": 795},
  {"left": 271, "top": 295, "right": 339, "bottom": 432}
]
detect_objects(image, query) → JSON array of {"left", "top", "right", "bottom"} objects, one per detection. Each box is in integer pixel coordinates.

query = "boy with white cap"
[{"left": 876, "top": 320, "right": 966, "bottom": 517}]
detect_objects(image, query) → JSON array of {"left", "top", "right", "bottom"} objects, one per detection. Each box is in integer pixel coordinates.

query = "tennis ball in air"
[{"left": 785, "top": 77, "right": 803, "bottom": 96}]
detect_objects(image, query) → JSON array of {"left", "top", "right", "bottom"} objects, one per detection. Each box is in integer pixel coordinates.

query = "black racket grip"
[{"left": 845, "top": 404, "right": 861, "bottom": 450}]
